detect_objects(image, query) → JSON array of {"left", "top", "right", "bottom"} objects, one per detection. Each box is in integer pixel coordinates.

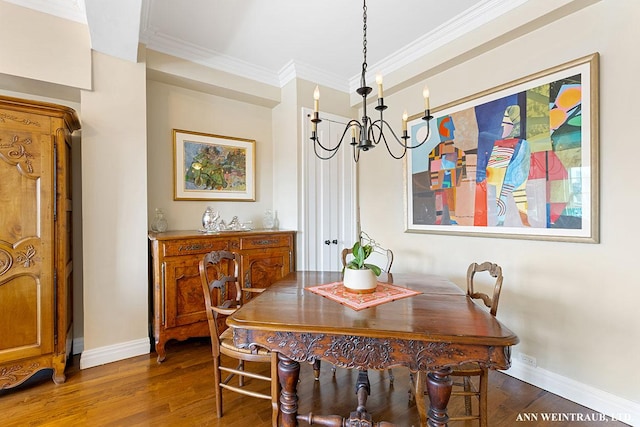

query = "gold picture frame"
[
  {"left": 404, "top": 53, "right": 599, "bottom": 243},
  {"left": 173, "top": 129, "right": 256, "bottom": 201}
]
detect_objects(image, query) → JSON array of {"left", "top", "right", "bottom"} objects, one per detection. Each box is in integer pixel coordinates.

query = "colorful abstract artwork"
[
  {"left": 173, "top": 129, "right": 255, "bottom": 201},
  {"left": 405, "top": 54, "right": 598, "bottom": 242}
]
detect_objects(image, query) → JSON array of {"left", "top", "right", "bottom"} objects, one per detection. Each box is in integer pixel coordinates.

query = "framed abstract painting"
[
  {"left": 173, "top": 129, "right": 256, "bottom": 201},
  {"left": 404, "top": 53, "right": 599, "bottom": 242}
]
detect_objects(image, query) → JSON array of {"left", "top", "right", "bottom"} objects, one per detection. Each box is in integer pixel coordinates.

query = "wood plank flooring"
[{"left": 0, "top": 338, "right": 628, "bottom": 426}]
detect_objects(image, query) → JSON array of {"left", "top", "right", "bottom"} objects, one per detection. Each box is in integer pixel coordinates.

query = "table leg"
[
  {"left": 278, "top": 353, "right": 300, "bottom": 427},
  {"left": 426, "top": 367, "right": 453, "bottom": 427}
]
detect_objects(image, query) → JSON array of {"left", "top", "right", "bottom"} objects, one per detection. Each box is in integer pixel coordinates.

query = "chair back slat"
[
  {"left": 198, "top": 249, "right": 279, "bottom": 423},
  {"left": 466, "top": 261, "right": 503, "bottom": 316},
  {"left": 199, "top": 250, "right": 242, "bottom": 355}
]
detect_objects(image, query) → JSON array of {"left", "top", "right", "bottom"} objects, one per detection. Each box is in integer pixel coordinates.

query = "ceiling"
[{"left": 4, "top": 0, "right": 531, "bottom": 92}]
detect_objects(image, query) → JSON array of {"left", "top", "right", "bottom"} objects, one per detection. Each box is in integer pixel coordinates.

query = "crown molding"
[
  {"left": 3, "top": 0, "right": 86, "bottom": 23},
  {"left": 348, "top": 0, "right": 529, "bottom": 92},
  {"left": 9, "top": 0, "right": 533, "bottom": 92},
  {"left": 139, "top": 0, "right": 529, "bottom": 93},
  {"left": 140, "top": 25, "right": 281, "bottom": 87},
  {"left": 278, "top": 60, "right": 349, "bottom": 93}
]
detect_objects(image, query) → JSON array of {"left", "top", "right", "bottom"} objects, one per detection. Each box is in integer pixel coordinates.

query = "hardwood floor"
[{"left": 0, "top": 338, "right": 628, "bottom": 426}]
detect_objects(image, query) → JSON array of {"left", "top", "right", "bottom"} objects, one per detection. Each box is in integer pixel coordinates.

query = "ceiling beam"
[{"left": 84, "top": 0, "right": 142, "bottom": 62}]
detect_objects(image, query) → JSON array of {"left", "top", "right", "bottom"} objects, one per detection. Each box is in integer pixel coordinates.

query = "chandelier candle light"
[{"left": 310, "top": 0, "right": 433, "bottom": 162}]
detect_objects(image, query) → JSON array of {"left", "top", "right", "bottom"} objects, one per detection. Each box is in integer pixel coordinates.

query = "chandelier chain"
[
  {"left": 362, "top": 0, "right": 368, "bottom": 75},
  {"left": 309, "top": 0, "right": 433, "bottom": 162}
]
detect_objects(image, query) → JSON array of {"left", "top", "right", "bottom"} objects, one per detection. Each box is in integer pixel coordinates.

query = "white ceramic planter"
[{"left": 343, "top": 268, "right": 378, "bottom": 293}]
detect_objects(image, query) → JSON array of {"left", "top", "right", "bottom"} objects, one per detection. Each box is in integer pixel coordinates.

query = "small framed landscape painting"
[{"left": 173, "top": 129, "right": 256, "bottom": 201}]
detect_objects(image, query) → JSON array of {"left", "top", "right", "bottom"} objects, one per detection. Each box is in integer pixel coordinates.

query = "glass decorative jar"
[
  {"left": 151, "top": 208, "right": 168, "bottom": 232},
  {"left": 263, "top": 209, "right": 274, "bottom": 229}
]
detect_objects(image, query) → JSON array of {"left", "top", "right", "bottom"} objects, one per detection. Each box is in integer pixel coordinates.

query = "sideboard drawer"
[
  {"left": 240, "top": 234, "right": 292, "bottom": 250},
  {"left": 162, "top": 238, "right": 232, "bottom": 257}
]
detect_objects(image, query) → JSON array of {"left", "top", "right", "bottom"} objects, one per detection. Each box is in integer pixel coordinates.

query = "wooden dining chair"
[
  {"left": 414, "top": 261, "right": 504, "bottom": 427},
  {"left": 199, "top": 250, "right": 279, "bottom": 426},
  {"left": 341, "top": 239, "right": 394, "bottom": 274}
]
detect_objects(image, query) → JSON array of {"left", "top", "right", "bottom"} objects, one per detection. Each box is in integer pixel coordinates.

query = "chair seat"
[
  {"left": 451, "top": 362, "right": 483, "bottom": 376},
  {"left": 219, "top": 328, "right": 271, "bottom": 355},
  {"left": 413, "top": 261, "right": 503, "bottom": 427}
]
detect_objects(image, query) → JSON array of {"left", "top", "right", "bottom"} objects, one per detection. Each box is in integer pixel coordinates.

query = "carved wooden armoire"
[{"left": 0, "top": 95, "right": 80, "bottom": 388}]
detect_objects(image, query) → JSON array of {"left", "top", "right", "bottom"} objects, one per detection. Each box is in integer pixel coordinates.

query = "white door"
[{"left": 301, "top": 108, "right": 357, "bottom": 271}]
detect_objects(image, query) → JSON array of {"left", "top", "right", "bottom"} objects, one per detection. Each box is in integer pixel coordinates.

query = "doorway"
[{"left": 300, "top": 108, "right": 357, "bottom": 271}]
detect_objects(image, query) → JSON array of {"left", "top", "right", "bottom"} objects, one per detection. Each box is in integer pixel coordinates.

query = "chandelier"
[{"left": 310, "top": 0, "right": 433, "bottom": 162}]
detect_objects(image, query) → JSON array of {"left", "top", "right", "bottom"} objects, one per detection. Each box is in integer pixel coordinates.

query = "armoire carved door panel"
[
  {"left": 0, "top": 120, "right": 53, "bottom": 362},
  {"left": 0, "top": 95, "right": 79, "bottom": 388}
]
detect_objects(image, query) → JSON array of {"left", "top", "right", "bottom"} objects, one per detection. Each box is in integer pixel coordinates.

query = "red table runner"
[{"left": 306, "top": 281, "right": 421, "bottom": 311}]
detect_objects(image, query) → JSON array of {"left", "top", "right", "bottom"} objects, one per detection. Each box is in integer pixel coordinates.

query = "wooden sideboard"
[
  {"left": 0, "top": 95, "right": 79, "bottom": 388},
  {"left": 148, "top": 229, "right": 296, "bottom": 362}
]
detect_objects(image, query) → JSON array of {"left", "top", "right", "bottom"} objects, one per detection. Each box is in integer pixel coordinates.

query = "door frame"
[{"left": 300, "top": 107, "right": 358, "bottom": 271}]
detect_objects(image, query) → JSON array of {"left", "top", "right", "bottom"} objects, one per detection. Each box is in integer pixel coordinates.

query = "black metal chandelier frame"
[{"left": 310, "top": 0, "right": 433, "bottom": 162}]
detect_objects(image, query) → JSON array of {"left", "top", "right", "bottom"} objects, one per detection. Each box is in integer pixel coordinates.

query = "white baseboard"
[
  {"left": 79, "top": 338, "right": 150, "bottom": 370},
  {"left": 505, "top": 359, "right": 638, "bottom": 426}
]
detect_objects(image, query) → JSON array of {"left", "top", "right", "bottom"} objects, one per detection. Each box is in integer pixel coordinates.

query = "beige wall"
[
  {"left": 272, "top": 79, "right": 300, "bottom": 232},
  {"left": 357, "top": 0, "right": 639, "bottom": 405},
  {"left": 79, "top": 50, "right": 149, "bottom": 358},
  {"left": 0, "top": 1, "right": 91, "bottom": 89},
  {"left": 146, "top": 79, "right": 275, "bottom": 229},
  {"left": 0, "top": 3, "right": 150, "bottom": 366},
  {"left": 1, "top": 0, "right": 638, "bottom": 419}
]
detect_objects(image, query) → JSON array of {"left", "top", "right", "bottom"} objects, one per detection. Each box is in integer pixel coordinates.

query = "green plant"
[{"left": 344, "top": 241, "right": 382, "bottom": 276}]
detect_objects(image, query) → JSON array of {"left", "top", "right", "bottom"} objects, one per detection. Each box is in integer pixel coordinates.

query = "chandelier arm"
[
  {"left": 365, "top": 121, "right": 405, "bottom": 160},
  {"left": 378, "top": 130, "right": 408, "bottom": 160},
  {"left": 314, "top": 136, "right": 340, "bottom": 153},
  {"left": 311, "top": 130, "right": 343, "bottom": 161},
  {"left": 314, "top": 123, "right": 349, "bottom": 152},
  {"left": 311, "top": 119, "right": 363, "bottom": 160},
  {"left": 368, "top": 120, "right": 384, "bottom": 145},
  {"left": 313, "top": 141, "right": 341, "bottom": 160},
  {"left": 377, "top": 118, "right": 432, "bottom": 150}
]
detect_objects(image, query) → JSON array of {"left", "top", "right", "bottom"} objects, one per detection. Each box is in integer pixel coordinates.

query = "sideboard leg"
[
  {"left": 426, "top": 367, "right": 453, "bottom": 427},
  {"left": 278, "top": 353, "right": 300, "bottom": 427}
]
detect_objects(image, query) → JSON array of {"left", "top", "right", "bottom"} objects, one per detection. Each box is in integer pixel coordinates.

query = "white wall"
[{"left": 357, "top": 0, "right": 639, "bottom": 414}]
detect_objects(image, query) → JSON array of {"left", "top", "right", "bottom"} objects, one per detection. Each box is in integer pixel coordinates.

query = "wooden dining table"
[{"left": 227, "top": 271, "right": 518, "bottom": 427}]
